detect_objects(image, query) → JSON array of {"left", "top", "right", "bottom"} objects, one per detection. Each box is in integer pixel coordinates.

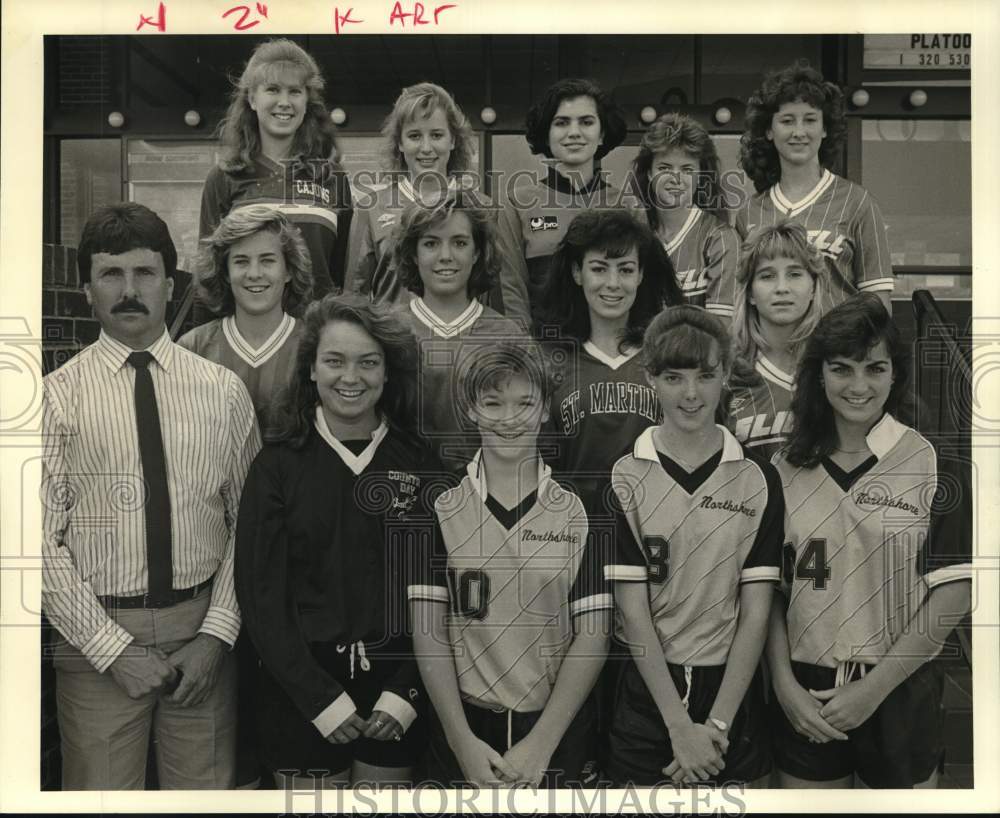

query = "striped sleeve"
[
  {"left": 602, "top": 474, "right": 648, "bottom": 583},
  {"left": 920, "top": 447, "right": 973, "bottom": 590},
  {"left": 407, "top": 492, "right": 452, "bottom": 605},
  {"left": 568, "top": 500, "right": 613, "bottom": 618},
  {"left": 705, "top": 221, "right": 740, "bottom": 319},
  {"left": 40, "top": 376, "right": 134, "bottom": 673},
  {"left": 740, "top": 458, "right": 784, "bottom": 584},
  {"left": 201, "top": 373, "right": 261, "bottom": 647},
  {"left": 852, "top": 190, "right": 894, "bottom": 294}
]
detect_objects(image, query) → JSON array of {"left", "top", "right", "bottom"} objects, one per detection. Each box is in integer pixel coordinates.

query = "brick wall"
[
  {"left": 42, "top": 243, "right": 195, "bottom": 375},
  {"left": 58, "top": 37, "right": 111, "bottom": 107}
]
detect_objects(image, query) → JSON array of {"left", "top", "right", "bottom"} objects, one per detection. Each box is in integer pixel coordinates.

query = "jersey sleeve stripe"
[
  {"left": 740, "top": 566, "right": 781, "bottom": 583},
  {"left": 857, "top": 277, "right": 895, "bottom": 292},
  {"left": 923, "top": 563, "right": 973, "bottom": 589},
  {"left": 604, "top": 565, "right": 648, "bottom": 582},
  {"left": 707, "top": 303, "right": 735, "bottom": 317},
  {"left": 407, "top": 584, "right": 450, "bottom": 603},
  {"left": 570, "top": 593, "right": 614, "bottom": 617}
]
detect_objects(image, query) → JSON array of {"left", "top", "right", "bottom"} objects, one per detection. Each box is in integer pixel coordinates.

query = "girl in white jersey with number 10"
[{"left": 736, "top": 60, "right": 894, "bottom": 314}]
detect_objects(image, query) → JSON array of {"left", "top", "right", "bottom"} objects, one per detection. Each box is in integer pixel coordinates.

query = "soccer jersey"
[
  {"left": 178, "top": 314, "right": 301, "bottom": 436},
  {"left": 408, "top": 453, "right": 613, "bottom": 712},
  {"left": 236, "top": 415, "right": 443, "bottom": 733},
  {"left": 344, "top": 178, "right": 531, "bottom": 326},
  {"left": 547, "top": 341, "right": 661, "bottom": 501},
  {"left": 398, "top": 298, "right": 527, "bottom": 473},
  {"left": 498, "top": 166, "right": 638, "bottom": 321},
  {"left": 200, "top": 157, "right": 353, "bottom": 297},
  {"left": 734, "top": 170, "right": 893, "bottom": 313},
  {"left": 726, "top": 353, "right": 795, "bottom": 461},
  {"left": 775, "top": 413, "right": 972, "bottom": 670},
  {"left": 605, "top": 425, "right": 783, "bottom": 666},
  {"left": 657, "top": 207, "right": 740, "bottom": 319}
]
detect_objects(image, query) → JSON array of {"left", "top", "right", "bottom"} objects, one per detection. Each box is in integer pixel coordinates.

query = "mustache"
[{"left": 111, "top": 298, "right": 149, "bottom": 315}]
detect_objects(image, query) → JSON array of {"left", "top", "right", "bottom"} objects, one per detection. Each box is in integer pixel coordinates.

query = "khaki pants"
[{"left": 52, "top": 587, "right": 237, "bottom": 790}]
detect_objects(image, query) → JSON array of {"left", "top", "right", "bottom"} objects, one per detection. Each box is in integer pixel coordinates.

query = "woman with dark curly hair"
[
  {"left": 633, "top": 113, "right": 740, "bottom": 319},
  {"left": 345, "top": 82, "right": 529, "bottom": 324},
  {"left": 498, "top": 78, "right": 632, "bottom": 322},
  {"left": 735, "top": 60, "right": 893, "bottom": 314},
  {"left": 536, "top": 208, "right": 682, "bottom": 502},
  {"left": 391, "top": 195, "right": 527, "bottom": 472},
  {"left": 200, "top": 39, "right": 353, "bottom": 298},
  {"left": 236, "top": 294, "right": 445, "bottom": 788},
  {"left": 766, "top": 293, "right": 971, "bottom": 788}
]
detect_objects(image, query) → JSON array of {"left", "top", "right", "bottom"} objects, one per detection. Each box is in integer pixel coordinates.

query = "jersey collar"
[
  {"left": 755, "top": 354, "right": 795, "bottom": 390},
  {"left": 583, "top": 340, "right": 640, "bottom": 371},
  {"left": 466, "top": 449, "right": 552, "bottom": 503},
  {"left": 314, "top": 406, "right": 389, "bottom": 476},
  {"left": 865, "top": 412, "right": 908, "bottom": 460},
  {"left": 544, "top": 164, "right": 608, "bottom": 196},
  {"left": 661, "top": 207, "right": 702, "bottom": 254},
  {"left": 770, "top": 169, "right": 834, "bottom": 216},
  {"left": 410, "top": 297, "right": 483, "bottom": 338},
  {"left": 633, "top": 424, "right": 744, "bottom": 464},
  {"left": 96, "top": 328, "right": 174, "bottom": 373},
  {"left": 221, "top": 313, "right": 296, "bottom": 369},
  {"left": 397, "top": 175, "right": 458, "bottom": 206}
]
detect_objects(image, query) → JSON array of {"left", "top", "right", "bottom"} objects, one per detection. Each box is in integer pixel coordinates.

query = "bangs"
[
  {"left": 251, "top": 62, "right": 311, "bottom": 89},
  {"left": 778, "top": 88, "right": 826, "bottom": 111},
  {"left": 823, "top": 332, "right": 889, "bottom": 363},
  {"left": 645, "top": 324, "right": 720, "bottom": 373},
  {"left": 587, "top": 235, "right": 637, "bottom": 261}
]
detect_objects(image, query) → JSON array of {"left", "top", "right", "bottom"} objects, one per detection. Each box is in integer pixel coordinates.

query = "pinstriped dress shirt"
[{"left": 42, "top": 329, "right": 261, "bottom": 672}]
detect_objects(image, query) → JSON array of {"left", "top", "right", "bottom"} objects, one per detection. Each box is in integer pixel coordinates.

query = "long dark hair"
[
  {"left": 739, "top": 59, "right": 847, "bottom": 193},
  {"left": 784, "top": 293, "right": 909, "bottom": 468},
  {"left": 537, "top": 209, "right": 682, "bottom": 350},
  {"left": 270, "top": 294, "right": 418, "bottom": 447},
  {"left": 633, "top": 113, "right": 727, "bottom": 224}
]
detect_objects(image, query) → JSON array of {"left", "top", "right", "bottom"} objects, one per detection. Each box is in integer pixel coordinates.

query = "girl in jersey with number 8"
[{"left": 767, "top": 293, "right": 972, "bottom": 788}]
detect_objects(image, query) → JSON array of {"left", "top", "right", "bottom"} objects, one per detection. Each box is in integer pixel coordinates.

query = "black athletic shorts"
[
  {"left": 256, "top": 641, "right": 424, "bottom": 777},
  {"left": 606, "top": 659, "right": 771, "bottom": 786},
  {"left": 772, "top": 659, "right": 944, "bottom": 788},
  {"left": 421, "top": 696, "right": 600, "bottom": 787}
]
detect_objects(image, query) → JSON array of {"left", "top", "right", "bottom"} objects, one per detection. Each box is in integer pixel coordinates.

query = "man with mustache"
[{"left": 42, "top": 203, "right": 261, "bottom": 789}]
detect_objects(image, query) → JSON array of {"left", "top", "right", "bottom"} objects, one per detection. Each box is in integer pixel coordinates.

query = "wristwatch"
[{"left": 709, "top": 717, "right": 728, "bottom": 732}]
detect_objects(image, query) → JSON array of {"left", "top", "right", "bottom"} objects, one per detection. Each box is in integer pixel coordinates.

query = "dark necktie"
[{"left": 127, "top": 351, "right": 173, "bottom": 600}]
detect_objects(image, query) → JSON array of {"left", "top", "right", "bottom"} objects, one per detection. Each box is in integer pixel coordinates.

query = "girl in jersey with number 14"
[
  {"left": 767, "top": 294, "right": 972, "bottom": 789},
  {"left": 604, "top": 306, "right": 783, "bottom": 787},
  {"left": 726, "top": 220, "right": 828, "bottom": 460},
  {"left": 633, "top": 113, "right": 741, "bottom": 320},
  {"left": 736, "top": 60, "right": 893, "bottom": 314}
]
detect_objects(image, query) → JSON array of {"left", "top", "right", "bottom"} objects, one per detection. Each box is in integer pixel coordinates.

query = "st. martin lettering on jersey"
[
  {"left": 604, "top": 426, "right": 783, "bottom": 666},
  {"left": 775, "top": 414, "right": 972, "bottom": 670},
  {"left": 726, "top": 354, "right": 795, "bottom": 461},
  {"left": 655, "top": 207, "right": 740, "bottom": 319},
  {"left": 547, "top": 341, "right": 661, "bottom": 501},
  {"left": 408, "top": 454, "right": 612, "bottom": 712},
  {"left": 734, "top": 170, "right": 894, "bottom": 313}
]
